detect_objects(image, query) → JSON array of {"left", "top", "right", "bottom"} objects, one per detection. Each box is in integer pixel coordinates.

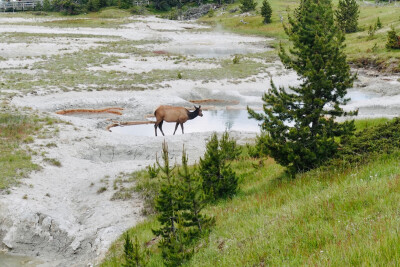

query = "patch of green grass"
[
  {"left": 91, "top": 8, "right": 131, "bottom": 19},
  {"left": 0, "top": 8, "right": 132, "bottom": 28},
  {"left": 0, "top": 112, "right": 42, "bottom": 189},
  {"left": 0, "top": 32, "right": 115, "bottom": 44},
  {"left": 101, "top": 118, "right": 400, "bottom": 266},
  {"left": 102, "top": 149, "right": 400, "bottom": 266},
  {"left": 353, "top": 117, "right": 390, "bottom": 132}
]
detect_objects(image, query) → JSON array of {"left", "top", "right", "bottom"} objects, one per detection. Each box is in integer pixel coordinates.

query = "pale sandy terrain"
[{"left": 0, "top": 14, "right": 399, "bottom": 267}]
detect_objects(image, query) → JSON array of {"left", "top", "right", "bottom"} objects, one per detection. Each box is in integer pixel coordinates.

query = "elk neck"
[{"left": 187, "top": 109, "right": 199, "bottom": 120}]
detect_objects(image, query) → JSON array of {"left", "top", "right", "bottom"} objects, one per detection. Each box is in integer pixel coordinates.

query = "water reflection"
[{"left": 111, "top": 110, "right": 260, "bottom": 136}]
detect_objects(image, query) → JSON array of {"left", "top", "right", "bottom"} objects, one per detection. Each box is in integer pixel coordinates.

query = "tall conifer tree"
[{"left": 248, "top": 0, "right": 356, "bottom": 175}]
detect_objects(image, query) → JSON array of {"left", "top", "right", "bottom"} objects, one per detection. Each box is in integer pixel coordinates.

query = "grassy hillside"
[
  {"left": 101, "top": 118, "right": 400, "bottom": 266},
  {"left": 199, "top": 0, "right": 400, "bottom": 72}
]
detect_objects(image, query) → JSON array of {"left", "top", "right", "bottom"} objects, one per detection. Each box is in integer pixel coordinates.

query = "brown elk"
[{"left": 154, "top": 105, "right": 203, "bottom": 136}]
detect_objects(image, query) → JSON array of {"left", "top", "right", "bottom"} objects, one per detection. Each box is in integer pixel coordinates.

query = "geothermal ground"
[{"left": 0, "top": 14, "right": 399, "bottom": 266}]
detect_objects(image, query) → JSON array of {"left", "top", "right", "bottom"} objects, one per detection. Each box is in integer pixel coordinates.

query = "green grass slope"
[
  {"left": 200, "top": 0, "right": 400, "bottom": 72},
  {"left": 102, "top": 119, "right": 400, "bottom": 266}
]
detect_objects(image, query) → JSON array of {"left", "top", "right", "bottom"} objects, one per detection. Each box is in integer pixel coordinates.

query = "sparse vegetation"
[
  {"left": 97, "top": 186, "right": 108, "bottom": 194},
  {"left": 0, "top": 112, "right": 44, "bottom": 189},
  {"left": 44, "top": 157, "right": 62, "bottom": 167}
]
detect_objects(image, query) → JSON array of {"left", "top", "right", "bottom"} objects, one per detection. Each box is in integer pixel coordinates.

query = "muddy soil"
[{"left": 0, "top": 14, "right": 399, "bottom": 267}]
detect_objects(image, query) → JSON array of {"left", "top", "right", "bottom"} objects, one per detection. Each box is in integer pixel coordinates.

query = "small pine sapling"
[
  {"left": 367, "top": 24, "right": 377, "bottom": 40},
  {"left": 386, "top": 26, "right": 400, "bottom": 50},
  {"left": 261, "top": 0, "right": 272, "bottom": 24},
  {"left": 376, "top": 17, "right": 382, "bottom": 29},
  {"left": 336, "top": 0, "right": 359, "bottom": 33},
  {"left": 178, "top": 148, "right": 214, "bottom": 239},
  {"left": 219, "top": 131, "right": 241, "bottom": 161},
  {"left": 147, "top": 163, "right": 159, "bottom": 178},
  {"left": 160, "top": 215, "right": 193, "bottom": 267},
  {"left": 199, "top": 133, "right": 238, "bottom": 201},
  {"left": 123, "top": 233, "right": 148, "bottom": 267},
  {"left": 153, "top": 141, "right": 178, "bottom": 244}
]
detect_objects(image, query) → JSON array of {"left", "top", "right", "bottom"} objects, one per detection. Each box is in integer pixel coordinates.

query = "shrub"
[
  {"left": 246, "top": 134, "right": 270, "bottom": 158},
  {"left": 261, "top": 0, "right": 272, "bottom": 24},
  {"left": 129, "top": 6, "right": 146, "bottom": 15},
  {"left": 42, "top": 0, "right": 51, "bottom": 11},
  {"left": 118, "top": 0, "right": 133, "bottom": 9},
  {"left": 168, "top": 7, "right": 179, "bottom": 20},
  {"left": 232, "top": 55, "right": 240, "bottom": 64},
  {"left": 240, "top": 0, "right": 256, "bottom": 13},
  {"left": 207, "top": 8, "right": 214, "bottom": 18},
  {"left": 338, "top": 118, "right": 400, "bottom": 165},
  {"left": 386, "top": 26, "right": 400, "bottom": 50}
]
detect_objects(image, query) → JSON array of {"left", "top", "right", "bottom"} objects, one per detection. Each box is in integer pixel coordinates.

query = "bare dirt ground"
[{"left": 0, "top": 14, "right": 399, "bottom": 267}]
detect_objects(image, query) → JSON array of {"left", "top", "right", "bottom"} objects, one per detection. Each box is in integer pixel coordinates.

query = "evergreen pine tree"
[
  {"left": 261, "top": 0, "right": 272, "bottom": 24},
  {"left": 336, "top": 0, "right": 359, "bottom": 33},
  {"left": 123, "top": 233, "right": 134, "bottom": 267},
  {"left": 386, "top": 26, "right": 400, "bottom": 50},
  {"left": 248, "top": 0, "right": 356, "bottom": 176},
  {"left": 240, "top": 0, "right": 256, "bottom": 13},
  {"left": 199, "top": 133, "right": 238, "bottom": 201},
  {"left": 178, "top": 148, "right": 213, "bottom": 239},
  {"left": 152, "top": 141, "right": 179, "bottom": 244},
  {"left": 160, "top": 215, "right": 193, "bottom": 267},
  {"left": 123, "top": 233, "right": 148, "bottom": 267}
]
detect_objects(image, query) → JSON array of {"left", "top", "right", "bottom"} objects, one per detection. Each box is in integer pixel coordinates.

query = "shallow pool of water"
[
  {"left": 0, "top": 252, "right": 41, "bottom": 267},
  {"left": 347, "top": 90, "right": 378, "bottom": 102},
  {"left": 110, "top": 110, "right": 261, "bottom": 136}
]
